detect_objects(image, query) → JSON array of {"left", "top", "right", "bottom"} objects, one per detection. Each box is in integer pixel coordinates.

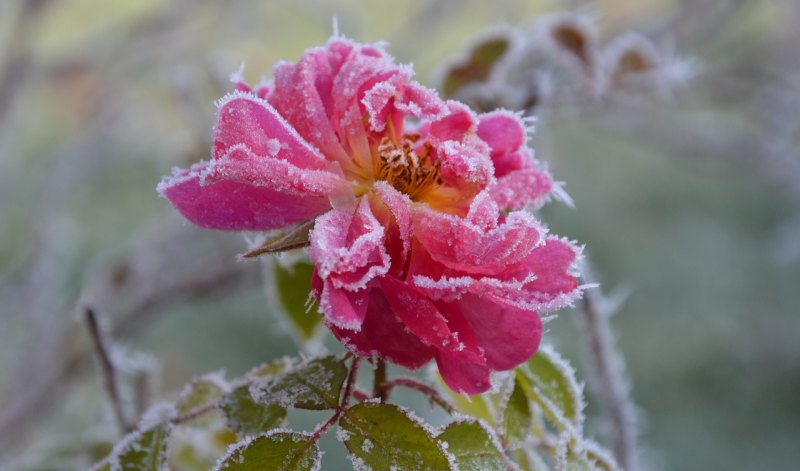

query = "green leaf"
[
  {"left": 273, "top": 260, "right": 321, "bottom": 343},
  {"left": 241, "top": 220, "right": 314, "bottom": 258},
  {"left": 584, "top": 441, "right": 621, "bottom": 471},
  {"left": 566, "top": 452, "right": 596, "bottom": 471},
  {"left": 176, "top": 373, "right": 226, "bottom": 413},
  {"left": 516, "top": 344, "right": 585, "bottom": 434},
  {"left": 252, "top": 355, "right": 347, "bottom": 410},
  {"left": 438, "top": 374, "right": 496, "bottom": 425},
  {"left": 514, "top": 448, "right": 550, "bottom": 471},
  {"left": 438, "top": 419, "right": 506, "bottom": 471},
  {"left": 214, "top": 431, "right": 321, "bottom": 471},
  {"left": 502, "top": 378, "right": 532, "bottom": 447},
  {"left": 442, "top": 35, "right": 511, "bottom": 98},
  {"left": 220, "top": 385, "right": 287, "bottom": 435},
  {"left": 111, "top": 423, "right": 170, "bottom": 470},
  {"left": 247, "top": 357, "right": 292, "bottom": 379},
  {"left": 175, "top": 373, "right": 226, "bottom": 426},
  {"left": 339, "top": 402, "right": 453, "bottom": 471}
]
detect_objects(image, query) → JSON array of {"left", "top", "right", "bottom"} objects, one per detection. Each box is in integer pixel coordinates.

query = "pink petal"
[
  {"left": 412, "top": 195, "right": 544, "bottom": 276},
  {"left": 351, "top": 289, "right": 434, "bottom": 369},
  {"left": 477, "top": 110, "right": 527, "bottom": 177},
  {"left": 213, "top": 92, "right": 330, "bottom": 171},
  {"left": 204, "top": 144, "right": 345, "bottom": 195},
  {"left": 435, "top": 350, "right": 491, "bottom": 395},
  {"left": 318, "top": 278, "right": 369, "bottom": 330},
  {"left": 370, "top": 182, "right": 413, "bottom": 267},
  {"left": 457, "top": 294, "right": 542, "bottom": 370},
  {"left": 489, "top": 167, "right": 554, "bottom": 211},
  {"left": 309, "top": 199, "right": 390, "bottom": 291},
  {"left": 158, "top": 146, "right": 339, "bottom": 230},
  {"left": 270, "top": 47, "right": 350, "bottom": 163},
  {"left": 437, "top": 138, "right": 495, "bottom": 189},
  {"left": 378, "top": 277, "right": 480, "bottom": 360},
  {"left": 428, "top": 101, "right": 477, "bottom": 144},
  {"left": 481, "top": 237, "right": 582, "bottom": 312}
]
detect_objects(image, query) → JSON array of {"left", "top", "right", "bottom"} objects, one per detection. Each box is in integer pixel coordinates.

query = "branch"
[
  {"left": 579, "top": 269, "right": 637, "bottom": 471},
  {"left": 83, "top": 306, "right": 129, "bottom": 435},
  {"left": 381, "top": 377, "right": 457, "bottom": 415}
]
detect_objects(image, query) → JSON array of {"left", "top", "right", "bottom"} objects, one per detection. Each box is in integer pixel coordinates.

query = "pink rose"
[{"left": 159, "top": 37, "right": 581, "bottom": 394}]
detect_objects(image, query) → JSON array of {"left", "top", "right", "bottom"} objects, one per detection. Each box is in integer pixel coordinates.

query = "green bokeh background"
[{"left": 1, "top": 0, "right": 798, "bottom": 469}]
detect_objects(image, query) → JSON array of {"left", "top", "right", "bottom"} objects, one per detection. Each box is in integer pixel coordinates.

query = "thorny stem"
[
  {"left": 381, "top": 377, "right": 457, "bottom": 415},
  {"left": 84, "top": 306, "right": 130, "bottom": 435},
  {"left": 580, "top": 283, "right": 637, "bottom": 471},
  {"left": 373, "top": 358, "right": 388, "bottom": 401}
]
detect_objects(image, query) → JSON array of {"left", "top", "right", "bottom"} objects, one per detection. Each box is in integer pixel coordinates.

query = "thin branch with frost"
[
  {"left": 381, "top": 377, "right": 457, "bottom": 415},
  {"left": 579, "top": 266, "right": 637, "bottom": 471},
  {"left": 84, "top": 306, "right": 130, "bottom": 435}
]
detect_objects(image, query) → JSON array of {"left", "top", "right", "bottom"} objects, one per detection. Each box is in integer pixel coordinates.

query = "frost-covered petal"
[
  {"left": 437, "top": 138, "right": 495, "bottom": 189},
  {"left": 489, "top": 166, "right": 553, "bottom": 211},
  {"left": 213, "top": 92, "right": 330, "bottom": 171},
  {"left": 309, "top": 200, "right": 391, "bottom": 291},
  {"left": 204, "top": 144, "right": 345, "bottom": 195},
  {"left": 378, "top": 277, "right": 481, "bottom": 361},
  {"left": 158, "top": 145, "right": 340, "bottom": 230},
  {"left": 477, "top": 110, "right": 527, "bottom": 177},
  {"left": 457, "top": 293, "right": 542, "bottom": 370},
  {"left": 413, "top": 193, "right": 544, "bottom": 276},
  {"left": 369, "top": 182, "right": 413, "bottom": 267},
  {"left": 270, "top": 45, "right": 351, "bottom": 163},
  {"left": 339, "top": 289, "right": 434, "bottom": 369},
  {"left": 427, "top": 101, "right": 477, "bottom": 144},
  {"left": 318, "top": 277, "right": 369, "bottom": 330},
  {"left": 435, "top": 350, "right": 491, "bottom": 395},
  {"left": 478, "top": 237, "right": 581, "bottom": 312}
]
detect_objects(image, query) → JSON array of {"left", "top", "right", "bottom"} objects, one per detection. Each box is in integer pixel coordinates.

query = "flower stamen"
[{"left": 375, "top": 134, "right": 442, "bottom": 201}]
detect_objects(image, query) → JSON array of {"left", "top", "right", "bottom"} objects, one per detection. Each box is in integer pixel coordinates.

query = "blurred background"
[{"left": 0, "top": 0, "right": 798, "bottom": 469}]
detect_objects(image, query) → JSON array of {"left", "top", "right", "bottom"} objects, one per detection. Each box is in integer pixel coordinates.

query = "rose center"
[{"left": 374, "top": 133, "right": 442, "bottom": 201}]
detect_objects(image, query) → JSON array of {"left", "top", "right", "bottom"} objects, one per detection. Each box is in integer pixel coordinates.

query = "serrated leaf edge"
[{"left": 211, "top": 429, "right": 321, "bottom": 471}]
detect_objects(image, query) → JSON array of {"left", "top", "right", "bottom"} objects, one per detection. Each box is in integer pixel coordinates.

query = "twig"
[
  {"left": 373, "top": 358, "right": 388, "bottom": 401},
  {"left": 381, "top": 377, "right": 457, "bottom": 415},
  {"left": 308, "top": 356, "right": 361, "bottom": 444},
  {"left": 170, "top": 402, "right": 218, "bottom": 425},
  {"left": 84, "top": 306, "right": 130, "bottom": 435},
  {"left": 579, "top": 272, "right": 637, "bottom": 471},
  {"left": 352, "top": 388, "right": 370, "bottom": 402}
]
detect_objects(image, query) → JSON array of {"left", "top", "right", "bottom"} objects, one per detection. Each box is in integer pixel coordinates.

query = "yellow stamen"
[{"left": 375, "top": 134, "right": 442, "bottom": 201}]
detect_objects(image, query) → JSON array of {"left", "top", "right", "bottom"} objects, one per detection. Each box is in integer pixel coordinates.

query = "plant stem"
[
  {"left": 373, "top": 358, "right": 388, "bottom": 401},
  {"left": 580, "top": 284, "right": 637, "bottom": 471},
  {"left": 170, "top": 402, "right": 218, "bottom": 425},
  {"left": 381, "top": 377, "right": 457, "bottom": 415},
  {"left": 84, "top": 306, "right": 129, "bottom": 434},
  {"left": 309, "top": 356, "right": 361, "bottom": 444}
]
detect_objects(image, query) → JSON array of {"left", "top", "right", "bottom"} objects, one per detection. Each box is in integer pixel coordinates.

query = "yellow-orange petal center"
[{"left": 373, "top": 133, "right": 442, "bottom": 201}]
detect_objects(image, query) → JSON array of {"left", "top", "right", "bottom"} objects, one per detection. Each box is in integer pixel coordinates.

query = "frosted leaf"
[
  {"left": 500, "top": 378, "right": 532, "bottom": 449},
  {"left": 213, "top": 430, "right": 321, "bottom": 471},
  {"left": 261, "top": 257, "right": 323, "bottom": 346},
  {"left": 339, "top": 402, "right": 454, "bottom": 471},
  {"left": 240, "top": 220, "right": 314, "bottom": 258},
  {"left": 583, "top": 440, "right": 622, "bottom": 471},
  {"left": 174, "top": 372, "right": 228, "bottom": 427},
  {"left": 250, "top": 355, "right": 347, "bottom": 410},
  {"left": 515, "top": 344, "right": 585, "bottom": 436},
  {"left": 246, "top": 356, "right": 293, "bottom": 379},
  {"left": 437, "top": 418, "right": 507, "bottom": 471},
  {"left": 107, "top": 423, "right": 171, "bottom": 471},
  {"left": 219, "top": 385, "right": 287, "bottom": 436}
]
